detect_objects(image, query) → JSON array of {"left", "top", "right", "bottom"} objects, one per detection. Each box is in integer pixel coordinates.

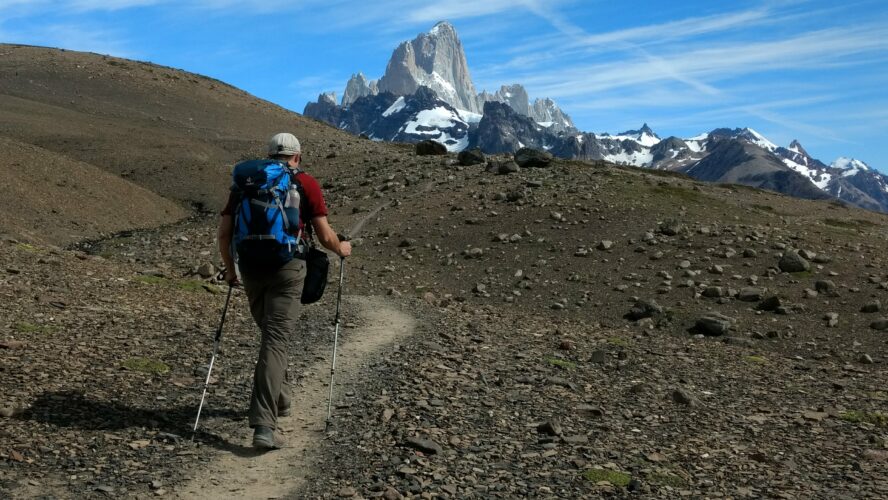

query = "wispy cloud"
[
  {"left": 507, "top": 24, "right": 888, "bottom": 98},
  {"left": 405, "top": 0, "right": 541, "bottom": 24},
  {"left": 0, "top": 21, "right": 135, "bottom": 57}
]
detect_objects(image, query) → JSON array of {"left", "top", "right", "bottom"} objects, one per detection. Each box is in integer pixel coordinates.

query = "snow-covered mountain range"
[{"left": 304, "top": 21, "right": 888, "bottom": 213}]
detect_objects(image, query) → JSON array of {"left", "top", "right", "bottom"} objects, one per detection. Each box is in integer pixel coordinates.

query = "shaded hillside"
[
  {"left": 683, "top": 140, "right": 832, "bottom": 201},
  {"left": 0, "top": 136, "right": 186, "bottom": 245},
  {"left": 0, "top": 44, "right": 356, "bottom": 220}
]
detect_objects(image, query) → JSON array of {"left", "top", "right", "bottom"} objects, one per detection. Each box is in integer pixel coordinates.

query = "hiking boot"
[
  {"left": 252, "top": 426, "right": 285, "bottom": 450},
  {"left": 278, "top": 405, "right": 291, "bottom": 417}
]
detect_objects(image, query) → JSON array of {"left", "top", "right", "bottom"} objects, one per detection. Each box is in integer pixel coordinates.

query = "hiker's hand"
[
  {"left": 338, "top": 240, "right": 352, "bottom": 259},
  {"left": 223, "top": 268, "right": 240, "bottom": 287}
]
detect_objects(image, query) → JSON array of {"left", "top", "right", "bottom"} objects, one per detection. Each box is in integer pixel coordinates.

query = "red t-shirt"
[{"left": 221, "top": 170, "right": 328, "bottom": 234}]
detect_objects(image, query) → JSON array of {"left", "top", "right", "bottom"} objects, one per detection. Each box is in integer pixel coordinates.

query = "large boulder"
[
  {"left": 778, "top": 250, "right": 810, "bottom": 273},
  {"left": 457, "top": 148, "right": 485, "bottom": 166},
  {"left": 514, "top": 147, "right": 554, "bottom": 168},
  {"left": 416, "top": 140, "right": 447, "bottom": 156}
]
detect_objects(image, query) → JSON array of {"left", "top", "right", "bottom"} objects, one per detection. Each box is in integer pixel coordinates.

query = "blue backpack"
[{"left": 230, "top": 159, "right": 307, "bottom": 273}]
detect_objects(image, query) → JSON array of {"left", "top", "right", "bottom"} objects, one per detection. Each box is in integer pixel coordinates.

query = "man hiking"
[{"left": 217, "top": 132, "right": 352, "bottom": 449}]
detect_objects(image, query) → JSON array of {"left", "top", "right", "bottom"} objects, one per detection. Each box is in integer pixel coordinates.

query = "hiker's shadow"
[{"left": 18, "top": 390, "right": 259, "bottom": 456}]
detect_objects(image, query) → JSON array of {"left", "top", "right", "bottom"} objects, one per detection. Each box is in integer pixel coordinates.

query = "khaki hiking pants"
[{"left": 241, "top": 258, "right": 306, "bottom": 429}]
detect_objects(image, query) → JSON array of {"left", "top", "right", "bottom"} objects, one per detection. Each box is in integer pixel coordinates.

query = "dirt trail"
[{"left": 178, "top": 296, "right": 415, "bottom": 499}]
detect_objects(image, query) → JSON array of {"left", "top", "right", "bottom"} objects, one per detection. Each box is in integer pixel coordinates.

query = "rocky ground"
[{"left": 4, "top": 148, "right": 887, "bottom": 499}]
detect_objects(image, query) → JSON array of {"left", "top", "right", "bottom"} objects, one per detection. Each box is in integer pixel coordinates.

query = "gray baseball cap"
[{"left": 267, "top": 132, "right": 301, "bottom": 156}]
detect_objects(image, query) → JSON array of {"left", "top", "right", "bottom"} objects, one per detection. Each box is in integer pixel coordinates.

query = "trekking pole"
[
  {"left": 324, "top": 255, "right": 346, "bottom": 432},
  {"left": 192, "top": 284, "right": 233, "bottom": 439}
]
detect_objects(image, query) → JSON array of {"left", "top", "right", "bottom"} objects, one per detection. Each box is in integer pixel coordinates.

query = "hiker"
[{"left": 217, "top": 132, "right": 352, "bottom": 449}]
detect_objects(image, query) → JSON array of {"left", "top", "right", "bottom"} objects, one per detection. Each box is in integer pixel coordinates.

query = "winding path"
[{"left": 178, "top": 295, "right": 415, "bottom": 499}]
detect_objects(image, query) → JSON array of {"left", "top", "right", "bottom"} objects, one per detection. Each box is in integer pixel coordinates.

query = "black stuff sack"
[{"left": 301, "top": 246, "right": 329, "bottom": 304}]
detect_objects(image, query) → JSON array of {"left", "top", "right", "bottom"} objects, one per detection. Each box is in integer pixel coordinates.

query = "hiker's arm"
[
  {"left": 311, "top": 216, "right": 352, "bottom": 258},
  {"left": 217, "top": 214, "right": 238, "bottom": 284}
]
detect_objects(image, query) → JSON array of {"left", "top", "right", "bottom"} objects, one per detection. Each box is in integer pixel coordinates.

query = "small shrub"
[
  {"left": 546, "top": 357, "right": 577, "bottom": 370},
  {"left": 607, "top": 336, "right": 630, "bottom": 347},
  {"left": 583, "top": 469, "right": 631, "bottom": 487},
  {"left": 175, "top": 280, "right": 206, "bottom": 292},
  {"left": 122, "top": 357, "right": 170, "bottom": 375},
  {"left": 840, "top": 411, "right": 888, "bottom": 427},
  {"left": 15, "top": 322, "right": 55, "bottom": 334}
]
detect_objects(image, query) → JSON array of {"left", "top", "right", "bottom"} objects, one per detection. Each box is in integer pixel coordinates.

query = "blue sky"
[{"left": 1, "top": 0, "right": 887, "bottom": 171}]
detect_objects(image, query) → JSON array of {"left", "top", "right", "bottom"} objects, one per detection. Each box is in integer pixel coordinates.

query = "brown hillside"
[
  {"left": 0, "top": 136, "right": 186, "bottom": 245},
  {"left": 0, "top": 44, "right": 354, "bottom": 215}
]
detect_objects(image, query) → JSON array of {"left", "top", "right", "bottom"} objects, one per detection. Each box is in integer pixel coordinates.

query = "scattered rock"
[
  {"left": 861, "top": 301, "right": 881, "bottom": 313},
  {"left": 658, "top": 219, "right": 685, "bottom": 236},
  {"left": 815, "top": 280, "right": 837, "bottom": 295},
  {"left": 337, "top": 486, "right": 357, "bottom": 497},
  {"left": 737, "top": 287, "right": 764, "bottom": 302},
  {"left": 403, "top": 436, "right": 443, "bottom": 455},
  {"left": 626, "top": 299, "right": 663, "bottom": 320},
  {"left": 671, "top": 389, "right": 696, "bottom": 406},
  {"left": 757, "top": 296, "right": 782, "bottom": 312},
  {"left": 696, "top": 313, "right": 735, "bottom": 336},
  {"left": 779, "top": 251, "right": 810, "bottom": 273},
  {"left": 537, "top": 421, "right": 563, "bottom": 436},
  {"left": 825, "top": 312, "right": 839, "bottom": 327},
  {"left": 457, "top": 147, "right": 485, "bottom": 166},
  {"left": 871, "top": 319, "right": 888, "bottom": 331},
  {"left": 196, "top": 262, "right": 215, "bottom": 278}
]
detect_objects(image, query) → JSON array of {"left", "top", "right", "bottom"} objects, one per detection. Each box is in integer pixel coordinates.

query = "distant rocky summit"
[
  {"left": 304, "top": 21, "right": 575, "bottom": 141},
  {"left": 304, "top": 21, "right": 888, "bottom": 213}
]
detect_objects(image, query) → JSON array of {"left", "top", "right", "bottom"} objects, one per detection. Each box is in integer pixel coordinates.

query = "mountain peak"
[
  {"left": 832, "top": 157, "right": 870, "bottom": 173},
  {"left": 430, "top": 21, "right": 456, "bottom": 36},
  {"left": 377, "top": 22, "right": 480, "bottom": 113},
  {"left": 709, "top": 127, "right": 777, "bottom": 151}
]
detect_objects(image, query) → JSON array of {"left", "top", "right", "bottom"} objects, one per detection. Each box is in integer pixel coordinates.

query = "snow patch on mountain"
[
  {"left": 781, "top": 156, "right": 833, "bottom": 189},
  {"left": 456, "top": 109, "right": 483, "bottom": 124},
  {"left": 600, "top": 131, "right": 660, "bottom": 148},
  {"left": 832, "top": 157, "right": 870, "bottom": 176},
  {"left": 401, "top": 106, "right": 468, "bottom": 152},
  {"left": 744, "top": 128, "right": 777, "bottom": 151},
  {"left": 382, "top": 96, "right": 406, "bottom": 117},
  {"left": 604, "top": 150, "right": 654, "bottom": 166}
]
